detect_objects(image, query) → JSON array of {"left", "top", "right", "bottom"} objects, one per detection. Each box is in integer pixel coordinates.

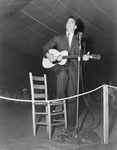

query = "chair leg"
[
  {"left": 32, "top": 103, "right": 36, "bottom": 136},
  {"left": 48, "top": 103, "right": 52, "bottom": 139},
  {"left": 50, "top": 101, "right": 67, "bottom": 138}
]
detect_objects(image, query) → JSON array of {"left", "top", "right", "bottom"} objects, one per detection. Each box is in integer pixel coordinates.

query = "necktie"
[{"left": 68, "top": 33, "right": 72, "bottom": 49}]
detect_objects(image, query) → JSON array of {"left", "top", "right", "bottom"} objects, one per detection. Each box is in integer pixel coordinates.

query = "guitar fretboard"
[{"left": 62, "top": 55, "right": 100, "bottom": 60}]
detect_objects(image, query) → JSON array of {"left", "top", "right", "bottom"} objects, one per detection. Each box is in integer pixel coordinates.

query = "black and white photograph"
[{"left": 0, "top": 0, "right": 117, "bottom": 149}]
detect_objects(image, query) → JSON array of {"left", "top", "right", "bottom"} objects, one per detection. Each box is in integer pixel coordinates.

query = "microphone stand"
[{"left": 75, "top": 32, "right": 82, "bottom": 131}]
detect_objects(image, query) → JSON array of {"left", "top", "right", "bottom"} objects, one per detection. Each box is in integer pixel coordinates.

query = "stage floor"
[{"left": 0, "top": 102, "right": 117, "bottom": 150}]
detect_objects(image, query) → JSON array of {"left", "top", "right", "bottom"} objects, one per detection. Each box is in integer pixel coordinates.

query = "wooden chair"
[{"left": 29, "top": 72, "right": 67, "bottom": 139}]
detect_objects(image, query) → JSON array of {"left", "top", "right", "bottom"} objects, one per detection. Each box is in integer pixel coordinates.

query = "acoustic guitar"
[{"left": 42, "top": 49, "right": 101, "bottom": 69}]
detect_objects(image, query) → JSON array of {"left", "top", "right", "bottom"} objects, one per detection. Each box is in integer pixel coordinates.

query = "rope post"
[{"left": 103, "top": 84, "right": 109, "bottom": 144}]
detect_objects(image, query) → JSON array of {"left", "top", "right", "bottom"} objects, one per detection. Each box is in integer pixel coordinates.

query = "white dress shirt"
[{"left": 67, "top": 32, "right": 74, "bottom": 49}]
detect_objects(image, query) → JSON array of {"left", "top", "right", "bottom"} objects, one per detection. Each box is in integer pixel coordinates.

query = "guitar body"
[{"left": 42, "top": 49, "right": 68, "bottom": 68}]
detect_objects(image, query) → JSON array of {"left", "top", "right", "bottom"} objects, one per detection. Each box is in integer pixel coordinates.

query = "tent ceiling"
[{"left": 0, "top": 0, "right": 117, "bottom": 57}]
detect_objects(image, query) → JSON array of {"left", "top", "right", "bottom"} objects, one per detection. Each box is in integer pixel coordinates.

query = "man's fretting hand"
[{"left": 83, "top": 51, "right": 90, "bottom": 61}]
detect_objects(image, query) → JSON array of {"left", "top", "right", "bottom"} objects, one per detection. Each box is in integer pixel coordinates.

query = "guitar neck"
[
  {"left": 62, "top": 54, "right": 101, "bottom": 60},
  {"left": 63, "top": 55, "right": 79, "bottom": 59}
]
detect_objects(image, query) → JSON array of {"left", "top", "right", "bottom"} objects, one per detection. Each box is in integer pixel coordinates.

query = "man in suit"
[{"left": 42, "top": 16, "right": 89, "bottom": 130}]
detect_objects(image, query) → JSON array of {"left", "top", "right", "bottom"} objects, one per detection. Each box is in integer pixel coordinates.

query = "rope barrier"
[
  {"left": 48, "top": 85, "right": 104, "bottom": 102},
  {"left": 108, "top": 84, "right": 117, "bottom": 89},
  {"left": 0, "top": 96, "right": 32, "bottom": 103},
  {"left": 0, "top": 84, "right": 117, "bottom": 103}
]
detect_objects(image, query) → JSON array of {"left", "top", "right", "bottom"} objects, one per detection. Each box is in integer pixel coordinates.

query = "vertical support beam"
[
  {"left": 64, "top": 100, "right": 67, "bottom": 129},
  {"left": 103, "top": 84, "right": 109, "bottom": 144}
]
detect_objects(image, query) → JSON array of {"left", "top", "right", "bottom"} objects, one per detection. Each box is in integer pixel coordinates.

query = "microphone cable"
[{"left": 77, "top": 63, "right": 101, "bottom": 132}]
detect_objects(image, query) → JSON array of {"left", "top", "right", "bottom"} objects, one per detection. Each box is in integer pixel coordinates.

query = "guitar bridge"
[{"left": 52, "top": 60, "right": 61, "bottom": 64}]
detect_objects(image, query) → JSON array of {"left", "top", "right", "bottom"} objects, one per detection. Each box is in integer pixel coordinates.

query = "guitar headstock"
[{"left": 90, "top": 54, "right": 101, "bottom": 60}]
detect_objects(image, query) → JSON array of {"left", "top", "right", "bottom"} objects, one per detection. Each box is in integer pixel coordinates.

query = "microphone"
[
  {"left": 77, "top": 32, "right": 83, "bottom": 46},
  {"left": 78, "top": 32, "right": 83, "bottom": 41}
]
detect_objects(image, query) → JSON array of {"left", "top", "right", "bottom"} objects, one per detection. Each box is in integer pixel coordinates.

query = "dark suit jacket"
[{"left": 42, "top": 33, "right": 84, "bottom": 96}]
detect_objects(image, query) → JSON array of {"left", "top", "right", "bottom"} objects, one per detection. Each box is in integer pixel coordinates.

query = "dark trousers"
[{"left": 55, "top": 67, "right": 77, "bottom": 128}]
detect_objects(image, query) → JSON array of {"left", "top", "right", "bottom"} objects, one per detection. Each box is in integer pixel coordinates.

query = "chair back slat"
[
  {"left": 33, "top": 84, "right": 45, "bottom": 89},
  {"left": 29, "top": 72, "right": 48, "bottom": 101},
  {"left": 34, "top": 93, "right": 46, "bottom": 99},
  {"left": 33, "top": 76, "right": 44, "bottom": 81}
]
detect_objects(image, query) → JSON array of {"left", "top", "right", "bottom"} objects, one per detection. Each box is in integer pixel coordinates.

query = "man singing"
[{"left": 42, "top": 16, "right": 89, "bottom": 131}]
